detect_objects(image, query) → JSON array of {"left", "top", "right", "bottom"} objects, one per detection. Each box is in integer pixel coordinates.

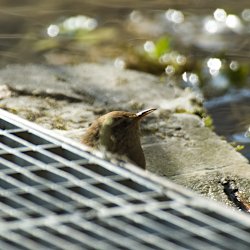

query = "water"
[
  {"left": 1, "top": 1, "right": 250, "bottom": 159},
  {"left": 205, "top": 90, "right": 250, "bottom": 159}
]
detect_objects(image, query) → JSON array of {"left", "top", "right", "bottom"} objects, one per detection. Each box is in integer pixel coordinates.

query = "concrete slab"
[{"left": 0, "top": 63, "right": 249, "bottom": 208}]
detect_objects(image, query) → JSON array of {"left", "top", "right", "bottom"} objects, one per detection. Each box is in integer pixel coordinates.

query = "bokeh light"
[
  {"left": 144, "top": 41, "right": 155, "bottom": 53},
  {"left": 47, "top": 24, "right": 59, "bottom": 37},
  {"left": 165, "top": 9, "right": 184, "bottom": 24},
  {"left": 213, "top": 9, "right": 227, "bottom": 22}
]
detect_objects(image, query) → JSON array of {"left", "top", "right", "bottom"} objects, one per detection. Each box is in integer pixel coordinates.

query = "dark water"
[
  {"left": 1, "top": 0, "right": 250, "bottom": 159},
  {"left": 205, "top": 91, "right": 250, "bottom": 159}
]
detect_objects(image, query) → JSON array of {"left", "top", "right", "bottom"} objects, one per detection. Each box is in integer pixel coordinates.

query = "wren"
[{"left": 81, "top": 108, "right": 156, "bottom": 169}]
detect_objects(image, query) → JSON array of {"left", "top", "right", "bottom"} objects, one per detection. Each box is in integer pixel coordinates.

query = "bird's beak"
[{"left": 136, "top": 108, "right": 156, "bottom": 120}]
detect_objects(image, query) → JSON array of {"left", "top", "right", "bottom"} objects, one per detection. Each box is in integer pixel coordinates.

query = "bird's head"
[{"left": 99, "top": 109, "right": 156, "bottom": 151}]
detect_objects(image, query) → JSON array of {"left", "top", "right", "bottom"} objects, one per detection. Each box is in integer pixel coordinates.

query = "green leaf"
[{"left": 153, "top": 36, "right": 171, "bottom": 58}]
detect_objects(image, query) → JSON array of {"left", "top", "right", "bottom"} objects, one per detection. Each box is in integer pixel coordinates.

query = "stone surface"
[
  {"left": 143, "top": 113, "right": 250, "bottom": 207},
  {"left": 0, "top": 63, "right": 249, "bottom": 208}
]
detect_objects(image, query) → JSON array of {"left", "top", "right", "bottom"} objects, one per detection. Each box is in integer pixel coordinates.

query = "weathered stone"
[
  {"left": 143, "top": 113, "right": 250, "bottom": 206},
  {"left": 0, "top": 63, "right": 249, "bottom": 208},
  {"left": 0, "top": 64, "right": 201, "bottom": 112}
]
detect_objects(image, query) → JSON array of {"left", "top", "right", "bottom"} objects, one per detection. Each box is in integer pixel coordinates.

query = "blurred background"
[{"left": 1, "top": 0, "right": 250, "bottom": 159}]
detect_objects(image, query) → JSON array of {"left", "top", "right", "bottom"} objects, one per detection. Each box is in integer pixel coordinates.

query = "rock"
[
  {"left": 0, "top": 64, "right": 201, "bottom": 112},
  {"left": 144, "top": 113, "right": 250, "bottom": 207},
  {"left": 0, "top": 63, "right": 249, "bottom": 208},
  {"left": 0, "top": 85, "right": 11, "bottom": 99}
]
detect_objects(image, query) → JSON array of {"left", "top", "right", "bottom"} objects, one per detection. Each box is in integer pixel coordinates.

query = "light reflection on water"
[{"left": 0, "top": 2, "right": 249, "bottom": 66}]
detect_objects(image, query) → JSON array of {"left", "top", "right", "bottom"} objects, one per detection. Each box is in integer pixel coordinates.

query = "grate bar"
[
  {"left": 21, "top": 227, "right": 84, "bottom": 250},
  {"left": 150, "top": 210, "right": 245, "bottom": 250},
  {"left": 35, "top": 146, "right": 161, "bottom": 204},
  {"left": 0, "top": 241, "right": 23, "bottom": 250},
  {"left": 102, "top": 217, "right": 189, "bottom": 250},
  {"left": 0, "top": 231, "right": 47, "bottom": 250},
  {"left": 174, "top": 205, "right": 250, "bottom": 244},
  {"left": 43, "top": 224, "right": 120, "bottom": 250},
  {"left": 112, "top": 213, "right": 221, "bottom": 250}
]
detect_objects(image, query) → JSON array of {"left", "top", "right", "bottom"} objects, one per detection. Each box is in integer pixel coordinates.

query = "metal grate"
[{"left": 0, "top": 108, "right": 250, "bottom": 250}]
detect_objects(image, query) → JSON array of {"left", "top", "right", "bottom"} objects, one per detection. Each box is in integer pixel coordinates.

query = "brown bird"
[{"left": 82, "top": 108, "right": 156, "bottom": 169}]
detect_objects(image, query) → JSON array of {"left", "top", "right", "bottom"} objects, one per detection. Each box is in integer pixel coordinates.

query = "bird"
[{"left": 81, "top": 108, "right": 156, "bottom": 169}]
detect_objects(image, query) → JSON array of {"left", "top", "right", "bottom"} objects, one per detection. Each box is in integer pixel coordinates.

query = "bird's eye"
[
  {"left": 121, "top": 119, "right": 130, "bottom": 127},
  {"left": 113, "top": 117, "right": 130, "bottom": 128}
]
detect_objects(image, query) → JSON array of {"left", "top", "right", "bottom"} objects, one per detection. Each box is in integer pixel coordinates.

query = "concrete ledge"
[{"left": 0, "top": 63, "right": 249, "bottom": 207}]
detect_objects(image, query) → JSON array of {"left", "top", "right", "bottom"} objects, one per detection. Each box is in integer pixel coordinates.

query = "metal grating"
[{"left": 0, "top": 109, "right": 250, "bottom": 250}]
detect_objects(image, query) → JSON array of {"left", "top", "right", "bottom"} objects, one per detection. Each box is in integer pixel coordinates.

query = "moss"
[
  {"left": 25, "top": 111, "right": 45, "bottom": 122},
  {"left": 230, "top": 142, "right": 245, "bottom": 151},
  {"left": 203, "top": 115, "right": 214, "bottom": 129},
  {"left": 235, "top": 145, "right": 245, "bottom": 151},
  {"left": 175, "top": 108, "right": 189, "bottom": 114},
  {"left": 175, "top": 108, "right": 215, "bottom": 130},
  {"left": 51, "top": 116, "right": 67, "bottom": 130},
  {"left": 0, "top": 106, "right": 19, "bottom": 115},
  {"left": 175, "top": 107, "right": 204, "bottom": 117}
]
